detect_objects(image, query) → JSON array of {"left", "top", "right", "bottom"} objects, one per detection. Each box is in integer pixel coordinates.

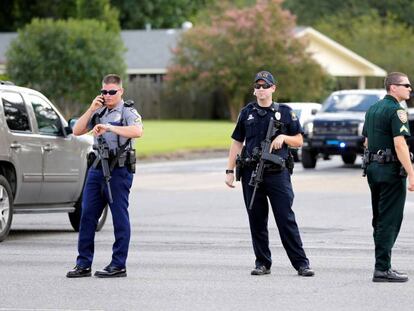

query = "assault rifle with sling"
[
  {"left": 93, "top": 136, "right": 113, "bottom": 203},
  {"left": 248, "top": 118, "right": 284, "bottom": 210}
]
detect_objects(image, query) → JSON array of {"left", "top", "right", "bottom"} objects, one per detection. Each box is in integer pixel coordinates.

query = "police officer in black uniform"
[
  {"left": 66, "top": 74, "right": 143, "bottom": 278},
  {"left": 225, "top": 71, "right": 314, "bottom": 276}
]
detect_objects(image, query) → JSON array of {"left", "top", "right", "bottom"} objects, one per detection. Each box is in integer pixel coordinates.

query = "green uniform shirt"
[{"left": 362, "top": 95, "right": 410, "bottom": 153}]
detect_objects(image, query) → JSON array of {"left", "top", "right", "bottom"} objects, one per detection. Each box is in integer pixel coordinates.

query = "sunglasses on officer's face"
[
  {"left": 101, "top": 89, "right": 119, "bottom": 95},
  {"left": 254, "top": 83, "right": 272, "bottom": 89},
  {"left": 393, "top": 83, "right": 412, "bottom": 89}
]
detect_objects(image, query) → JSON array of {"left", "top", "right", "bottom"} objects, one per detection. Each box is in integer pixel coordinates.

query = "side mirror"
[
  {"left": 65, "top": 118, "right": 78, "bottom": 135},
  {"left": 68, "top": 118, "right": 78, "bottom": 129},
  {"left": 311, "top": 109, "right": 318, "bottom": 115},
  {"left": 64, "top": 126, "right": 73, "bottom": 135}
]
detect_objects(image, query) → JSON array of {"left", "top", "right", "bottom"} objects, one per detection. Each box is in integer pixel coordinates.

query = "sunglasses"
[
  {"left": 254, "top": 83, "right": 272, "bottom": 89},
  {"left": 393, "top": 83, "right": 412, "bottom": 89},
  {"left": 101, "top": 89, "right": 119, "bottom": 95}
]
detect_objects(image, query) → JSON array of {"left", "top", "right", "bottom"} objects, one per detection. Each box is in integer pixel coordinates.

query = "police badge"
[{"left": 275, "top": 111, "right": 281, "bottom": 120}]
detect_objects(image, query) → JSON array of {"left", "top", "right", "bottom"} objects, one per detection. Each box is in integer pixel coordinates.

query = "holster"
[
  {"left": 286, "top": 153, "right": 294, "bottom": 175},
  {"left": 235, "top": 146, "right": 247, "bottom": 181},
  {"left": 361, "top": 149, "right": 370, "bottom": 177},
  {"left": 126, "top": 149, "right": 136, "bottom": 173},
  {"left": 87, "top": 152, "right": 97, "bottom": 168}
]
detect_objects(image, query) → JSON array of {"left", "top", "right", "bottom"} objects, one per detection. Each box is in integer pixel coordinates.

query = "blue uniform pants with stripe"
[{"left": 76, "top": 166, "right": 133, "bottom": 269}]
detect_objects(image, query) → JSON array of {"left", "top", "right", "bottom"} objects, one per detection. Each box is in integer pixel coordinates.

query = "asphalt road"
[{"left": 1, "top": 156, "right": 414, "bottom": 311}]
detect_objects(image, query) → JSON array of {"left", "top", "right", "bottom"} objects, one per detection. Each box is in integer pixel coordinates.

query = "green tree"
[
  {"left": 167, "top": 0, "right": 329, "bottom": 120},
  {"left": 283, "top": 0, "right": 414, "bottom": 28},
  {"left": 315, "top": 11, "right": 414, "bottom": 87},
  {"left": 0, "top": 0, "right": 77, "bottom": 31},
  {"left": 110, "top": 0, "right": 215, "bottom": 29},
  {"left": 0, "top": 0, "right": 119, "bottom": 31},
  {"left": 77, "top": 0, "right": 120, "bottom": 32},
  {"left": 6, "top": 18, "right": 126, "bottom": 117}
]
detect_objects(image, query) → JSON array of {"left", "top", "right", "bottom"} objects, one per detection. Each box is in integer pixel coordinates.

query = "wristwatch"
[
  {"left": 225, "top": 169, "right": 234, "bottom": 174},
  {"left": 106, "top": 124, "right": 113, "bottom": 132}
]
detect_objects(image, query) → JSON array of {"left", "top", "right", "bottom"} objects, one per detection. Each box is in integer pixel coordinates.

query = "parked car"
[
  {"left": 284, "top": 102, "right": 322, "bottom": 161},
  {"left": 0, "top": 81, "right": 108, "bottom": 242},
  {"left": 301, "top": 89, "right": 391, "bottom": 169}
]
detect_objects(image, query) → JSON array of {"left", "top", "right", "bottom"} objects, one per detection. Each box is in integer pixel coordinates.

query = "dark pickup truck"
[{"left": 301, "top": 89, "right": 390, "bottom": 169}]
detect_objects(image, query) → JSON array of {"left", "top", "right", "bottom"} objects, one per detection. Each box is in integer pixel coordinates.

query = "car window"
[
  {"left": 321, "top": 94, "right": 381, "bottom": 112},
  {"left": 29, "top": 94, "right": 64, "bottom": 136},
  {"left": 1, "top": 91, "right": 31, "bottom": 132}
]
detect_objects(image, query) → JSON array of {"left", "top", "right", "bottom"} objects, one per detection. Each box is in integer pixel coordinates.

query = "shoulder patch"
[
  {"left": 290, "top": 110, "right": 298, "bottom": 121},
  {"left": 397, "top": 110, "right": 408, "bottom": 123}
]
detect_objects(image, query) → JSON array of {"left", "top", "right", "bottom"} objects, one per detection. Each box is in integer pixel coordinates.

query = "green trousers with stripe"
[{"left": 367, "top": 162, "right": 406, "bottom": 271}]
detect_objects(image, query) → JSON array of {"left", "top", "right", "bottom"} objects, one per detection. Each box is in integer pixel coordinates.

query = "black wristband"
[{"left": 226, "top": 169, "right": 234, "bottom": 174}]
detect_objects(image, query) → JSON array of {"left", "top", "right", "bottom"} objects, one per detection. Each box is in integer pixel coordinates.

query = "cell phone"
[{"left": 99, "top": 96, "right": 105, "bottom": 105}]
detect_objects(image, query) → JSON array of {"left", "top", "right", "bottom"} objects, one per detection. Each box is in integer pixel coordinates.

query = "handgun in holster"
[
  {"left": 361, "top": 148, "right": 370, "bottom": 177},
  {"left": 235, "top": 146, "right": 247, "bottom": 181}
]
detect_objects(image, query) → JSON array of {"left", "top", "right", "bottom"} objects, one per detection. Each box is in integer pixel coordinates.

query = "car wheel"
[
  {"left": 0, "top": 175, "right": 13, "bottom": 242},
  {"left": 68, "top": 196, "right": 108, "bottom": 232},
  {"left": 341, "top": 154, "right": 357, "bottom": 165},
  {"left": 302, "top": 149, "right": 317, "bottom": 169}
]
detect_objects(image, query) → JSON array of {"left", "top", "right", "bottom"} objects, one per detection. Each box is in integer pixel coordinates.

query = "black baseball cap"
[{"left": 254, "top": 71, "right": 275, "bottom": 85}]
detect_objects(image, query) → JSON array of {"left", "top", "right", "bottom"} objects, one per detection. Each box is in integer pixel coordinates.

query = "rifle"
[
  {"left": 248, "top": 118, "right": 284, "bottom": 210},
  {"left": 90, "top": 101, "right": 115, "bottom": 204},
  {"left": 93, "top": 135, "right": 113, "bottom": 204}
]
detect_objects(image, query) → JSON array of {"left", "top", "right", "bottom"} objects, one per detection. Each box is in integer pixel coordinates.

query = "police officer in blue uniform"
[
  {"left": 67, "top": 74, "right": 143, "bottom": 278},
  {"left": 225, "top": 71, "right": 314, "bottom": 276}
]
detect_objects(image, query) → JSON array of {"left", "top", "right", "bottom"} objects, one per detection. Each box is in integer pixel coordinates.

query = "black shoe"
[
  {"left": 251, "top": 265, "right": 271, "bottom": 276},
  {"left": 94, "top": 265, "right": 127, "bottom": 278},
  {"left": 66, "top": 265, "right": 92, "bottom": 278},
  {"left": 373, "top": 269, "right": 408, "bottom": 282},
  {"left": 298, "top": 266, "right": 315, "bottom": 277}
]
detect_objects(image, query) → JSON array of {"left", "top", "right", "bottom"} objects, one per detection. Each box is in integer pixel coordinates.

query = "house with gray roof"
[{"left": 1, "top": 27, "right": 386, "bottom": 88}]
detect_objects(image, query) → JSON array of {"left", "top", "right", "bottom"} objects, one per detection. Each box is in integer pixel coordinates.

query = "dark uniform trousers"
[
  {"left": 241, "top": 168, "right": 309, "bottom": 270},
  {"left": 76, "top": 166, "right": 133, "bottom": 269},
  {"left": 367, "top": 162, "right": 406, "bottom": 271}
]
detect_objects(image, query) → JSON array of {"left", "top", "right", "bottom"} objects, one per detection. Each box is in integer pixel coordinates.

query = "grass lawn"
[{"left": 135, "top": 120, "right": 234, "bottom": 157}]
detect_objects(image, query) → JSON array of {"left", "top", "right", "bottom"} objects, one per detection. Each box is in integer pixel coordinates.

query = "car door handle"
[
  {"left": 10, "top": 142, "right": 22, "bottom": 149},
  {"left": 43, "top": 145, "right": 54, "bottom": 151}
]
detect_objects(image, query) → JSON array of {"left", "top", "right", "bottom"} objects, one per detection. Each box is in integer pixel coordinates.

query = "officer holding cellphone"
[{"left": 67, "top": 74, "right": 143, "bottom": 278}]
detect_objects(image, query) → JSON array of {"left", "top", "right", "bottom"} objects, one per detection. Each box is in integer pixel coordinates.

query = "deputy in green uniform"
[{"left": 362, "top": 72, "right": 414, "bottom": 282}]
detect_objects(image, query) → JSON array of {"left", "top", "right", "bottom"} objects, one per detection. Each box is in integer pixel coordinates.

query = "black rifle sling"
[{"left": 91, "top": 107, "right": 108, "bottom": 168}]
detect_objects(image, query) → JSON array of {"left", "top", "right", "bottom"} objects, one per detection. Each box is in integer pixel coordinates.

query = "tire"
[
  {"left": 341, "top": 153, "right": 357, "bottom": 165},
  {"left": 301, "top": 149, "right": 317, "bottom": 169},
  {"left": 68, "top": 196, "right": 108, "bottom": 232},
  {"left": 0, "top": 175, "right": 13, "bottom": 242}
]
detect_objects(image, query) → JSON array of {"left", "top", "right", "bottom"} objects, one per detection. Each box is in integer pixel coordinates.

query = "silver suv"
[{"left": 0, "top": 81, "right": 107, "bottom": 242}]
